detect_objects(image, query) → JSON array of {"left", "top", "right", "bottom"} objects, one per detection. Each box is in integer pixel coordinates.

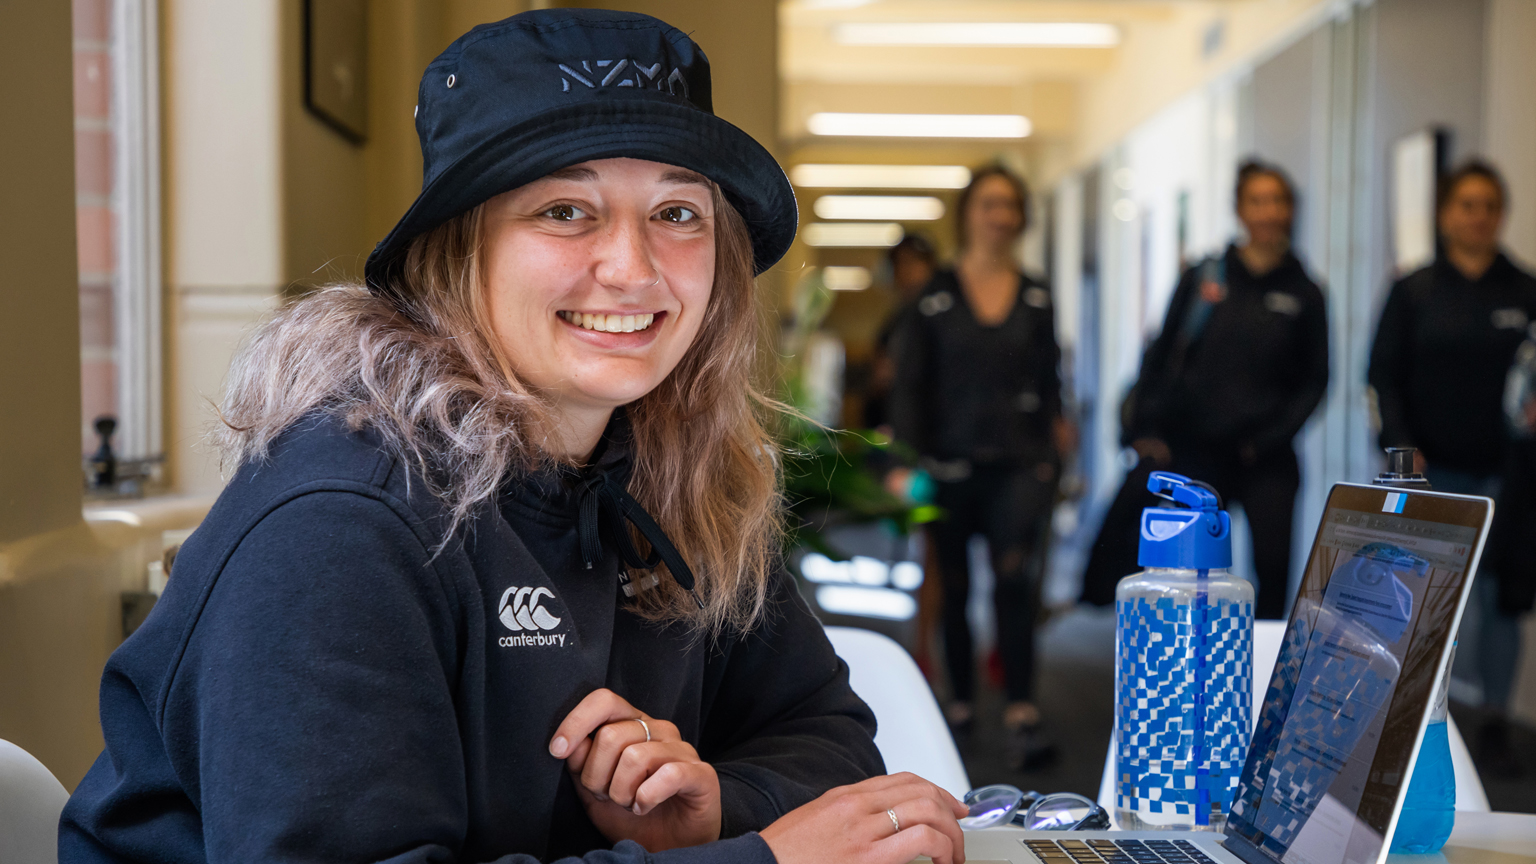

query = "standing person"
[
  {"left": 1368, "top": 159, "right": 1536, "bottom": 766},
  {"left": 865, "top": 233, "right": 938, "bottom": 431},
  {"left": 890, "top": 165, "right": 1069, "bottom": 766},
  {"left": 1125, "top": 161, "right": 1328, "bottom": 621},
  {"left": 59, "top": 11, "right": 970, "bottom": 864}
]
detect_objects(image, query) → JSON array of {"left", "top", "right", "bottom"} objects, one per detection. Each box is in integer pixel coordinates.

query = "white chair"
[
  {"left": 825, "top": 625, "right": 971, "bottom": 800},
  {"left": 0, "top": 738, "right": 70, "bottom": 864},
  {"left": 1097, "top": 620, "right": 1489, "bottom": 813}
]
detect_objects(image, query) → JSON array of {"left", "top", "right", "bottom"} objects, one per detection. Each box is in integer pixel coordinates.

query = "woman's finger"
[
  {"left": 579, "top": 719, "right": 656, "bottom": 799},
  {"left": 549, "top": 689, "right": 636, "bottom": 758},
  {"left": 877, "top": 823, "right": 961, "bottom": 864},
  {"left": 889, "top": 795, "right": 965, "bottom": 862},
  {"left": 631, "top": 758, "right": 718, "bottom": 816},
  {"left": 564, "top": 736, "right": 595, "bottom": 779},
  {"left": 606, "top": 740, "right": 700, "bottom": 808}
]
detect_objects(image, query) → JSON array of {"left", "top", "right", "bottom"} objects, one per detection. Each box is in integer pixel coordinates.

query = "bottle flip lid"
[{"left": 1138, "top": 471, "right": 1233, "bottom": 569}]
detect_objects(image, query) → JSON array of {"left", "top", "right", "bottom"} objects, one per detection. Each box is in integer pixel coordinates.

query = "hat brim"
[{"left": 364, "top": 99, "right": 797, "bottom": 294}]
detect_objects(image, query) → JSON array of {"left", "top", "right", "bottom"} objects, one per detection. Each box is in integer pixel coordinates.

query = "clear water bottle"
[
  {"left": 1389, "top": 643, "right": 1457, "bottom": 853},
  {"left": 1116, "top": 472, "right": 1253, "bottom": 831}
]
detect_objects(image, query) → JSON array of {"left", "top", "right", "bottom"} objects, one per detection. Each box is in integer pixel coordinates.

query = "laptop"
[{"left": 961, "top": 480, "right": 1493, "bottom": 864}]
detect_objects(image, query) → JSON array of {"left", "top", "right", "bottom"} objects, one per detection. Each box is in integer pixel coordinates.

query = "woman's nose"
[{"left": 595, "top": 215, "right": 659, "bottom": 290}]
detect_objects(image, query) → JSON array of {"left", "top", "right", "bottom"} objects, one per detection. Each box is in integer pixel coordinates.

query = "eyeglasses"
[{"left": 959, "top": 785, "right": 1110, "bottom": 831}]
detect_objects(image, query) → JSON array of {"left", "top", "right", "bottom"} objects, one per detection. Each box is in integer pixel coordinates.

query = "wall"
[
  {"left": 0, "top": 0, "right": 123, "bottom": 789},
  {"left": 165, "top": 0, "right": 285, "bottom": 493},
  {"left": 1070, "top": 0, "right": 1331, "bottom": 186},
  {"left": 0, "top": 2, "right": 88, "bottom": 544},
  {"left": 1483, "top": 0, "right": 1536, "bottom": 269}
]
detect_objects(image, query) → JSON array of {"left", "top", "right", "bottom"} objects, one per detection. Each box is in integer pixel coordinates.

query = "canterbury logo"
[
  {"left": 558, "top": 59, "right": 688, "bottom": 97},
  {"left": 499, "top": 587, "right": 563, "bottom": 631}
]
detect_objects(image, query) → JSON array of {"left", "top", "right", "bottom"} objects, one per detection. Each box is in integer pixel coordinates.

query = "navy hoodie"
[{"left": 59, "top": 413, "right": 884, "bottom": 863}]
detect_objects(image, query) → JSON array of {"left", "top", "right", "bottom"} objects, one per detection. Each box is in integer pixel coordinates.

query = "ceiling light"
[
  {"left": 802, "top": 222, "right": 903, "bottom": 247},
  {"left": 790, "top": 163, "right": 972, "bottom": 190},
  {"left": 823, "top": 266, "right": 874, "bottom": 292},
  {"left": 815, "top": 585, "right": 917, "bottom": 620},
  {"left": 834, "top": 22, "right": 1120, "bottom": 47},
  {"left": 808, "top": 112, "right": 1031, "bottom": 139},
  {"left": 814, "top": 195, "right": 944, "bottom": 221}
]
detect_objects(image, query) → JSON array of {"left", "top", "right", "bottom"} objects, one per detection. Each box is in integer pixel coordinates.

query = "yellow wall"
[
  {"left": 0, "top": 0, "right": 86, "bottom": 544},
  {"left": 0, "top": 0, "right": 124, "bottom": 789}
]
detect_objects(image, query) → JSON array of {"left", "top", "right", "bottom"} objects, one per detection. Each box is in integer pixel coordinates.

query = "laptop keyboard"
[{"left": 1024, "top": 839, "right": 1217, "bottom": 864}]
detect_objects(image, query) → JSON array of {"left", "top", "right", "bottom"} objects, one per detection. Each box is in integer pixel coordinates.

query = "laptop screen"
[{"left": 1222, "top": 483, "right": 1490, "bottom": 864}]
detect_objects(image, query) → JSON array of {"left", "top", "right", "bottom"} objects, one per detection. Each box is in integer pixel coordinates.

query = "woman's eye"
[
  {"left": 543, "top": 204, "right": 585, "bottom": 221},
  {"left": 658, "top": 206, "right": 697, "bottom": 224}
]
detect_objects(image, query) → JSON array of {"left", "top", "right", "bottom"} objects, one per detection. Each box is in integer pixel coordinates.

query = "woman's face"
[
  {"left": 1438, "top": 175, "right": 1504, "bottom": 257},
  {"left": 963, "top": 174, "right": 1025, "bottom": 251},
  {"left": 481, "top": 158, "right": 716, "bottom": 418},
  {"left": 1237, "top": 173, "right": 1293, "bottom": 248}
]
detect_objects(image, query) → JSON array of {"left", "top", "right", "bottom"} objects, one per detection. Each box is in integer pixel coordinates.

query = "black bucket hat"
[{"left": 364, "top": 8, "right": 797, "bottom": 296}]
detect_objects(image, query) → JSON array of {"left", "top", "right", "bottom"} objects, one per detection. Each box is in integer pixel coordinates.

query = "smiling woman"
[{"left": 58, "top": 8, "right": 968, "bottom": 864}]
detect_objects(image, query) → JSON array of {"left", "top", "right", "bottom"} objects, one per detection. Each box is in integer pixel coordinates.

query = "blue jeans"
[{"left": 1427, "top": 467, "right": 1521, "bottom": 711}]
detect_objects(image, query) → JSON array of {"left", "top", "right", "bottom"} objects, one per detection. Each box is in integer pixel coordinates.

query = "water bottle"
[
  {"left": 1389, "top": 643, "right": 1457, "bottom": 853},
  {"left": 1115, "top": 472, "right": 1253, "bottom": 831}
]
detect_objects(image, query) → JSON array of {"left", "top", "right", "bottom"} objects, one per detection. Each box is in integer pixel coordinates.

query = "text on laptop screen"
[{"left": 1223, "top": 485, "right": 1487, "bottom": 864}]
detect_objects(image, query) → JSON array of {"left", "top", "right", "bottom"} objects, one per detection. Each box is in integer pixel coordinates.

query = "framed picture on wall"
[{"left": 304, "top": 0, "right": 368, "bottom": 144}]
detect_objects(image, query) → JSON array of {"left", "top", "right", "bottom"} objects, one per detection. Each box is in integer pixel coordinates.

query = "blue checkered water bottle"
[{"left": 1115, "top": 472, "right": 1253, "bottom": 831}]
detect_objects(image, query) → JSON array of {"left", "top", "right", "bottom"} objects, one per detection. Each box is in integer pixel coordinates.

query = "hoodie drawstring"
[{"left": 577, "top": 472, "right": 705, "bottom": 610}]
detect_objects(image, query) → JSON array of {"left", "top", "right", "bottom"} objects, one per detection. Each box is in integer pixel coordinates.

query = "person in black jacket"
[
  {"left": 1368, "top": 159, "right": 1536, "bottom": 766},
  {"left": 58, "top": 11, "right": 969, "bottom": 864},
  {"left": 889, "top": 165, "right": 1070, "bottom": 763},
  {"left": 864, "top": 232, "right": 938, "bottom": 431},
  {"left": 1125, "top": 161, "right": 1329, "bottom": 620}
]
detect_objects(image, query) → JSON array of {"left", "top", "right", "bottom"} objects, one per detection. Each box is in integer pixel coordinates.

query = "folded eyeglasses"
[{"left": 959, "top": 785, "right": 1110, "bottom": 832}]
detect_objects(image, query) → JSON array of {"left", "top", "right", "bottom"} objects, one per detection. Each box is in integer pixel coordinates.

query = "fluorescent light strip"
[
  {"left": 815, "top": 585, "right": 917, "bottom": 621},
  {"left": 814, "top": 195, "right": 945, "bottom": 222},
  {"left": 808, "top": 112, "right": 1031, "bottom": 139},
  {"left": 823, "top": 266, "right": 873, "bottom": 292},
  {"left": 835, "top": 22, "right": 1120, "bottom": 47},
  {"left": 802, "top": 222, "right": 903, "bottom": 248},
  {"left": 790, "top": 163, "right": 972, "bottom": 190}
]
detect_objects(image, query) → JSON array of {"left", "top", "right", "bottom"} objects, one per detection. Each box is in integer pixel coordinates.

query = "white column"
[{"left": 165, "top": 0, "right": 284, "bottom": 493}]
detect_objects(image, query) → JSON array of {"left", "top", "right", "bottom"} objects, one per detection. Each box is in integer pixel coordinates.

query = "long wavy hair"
[{"left": 217, "top": 186, "right": 784, "bottom": 634}]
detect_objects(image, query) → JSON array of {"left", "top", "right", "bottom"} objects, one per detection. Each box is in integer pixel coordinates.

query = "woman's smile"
[{"left": 558, "top": 309, "right": 661, "bottom": 334}]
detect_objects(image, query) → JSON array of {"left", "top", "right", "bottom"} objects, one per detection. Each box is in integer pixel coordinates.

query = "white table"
[
  {"left": 950, "top": 812, "right": 1536, "bottom": 864},
  {"left": 1392, "top": 811, "right": 1536, "bottom": 863}
]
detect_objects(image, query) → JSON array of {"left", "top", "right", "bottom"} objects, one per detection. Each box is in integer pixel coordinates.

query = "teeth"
[{"left": 561, "top": 311, "right": 656, "bottom": 333}]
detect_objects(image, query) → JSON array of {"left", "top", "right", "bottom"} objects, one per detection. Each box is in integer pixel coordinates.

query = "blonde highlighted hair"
[{"left": 217, "top": 187, "right": 784, "bottom": 633}]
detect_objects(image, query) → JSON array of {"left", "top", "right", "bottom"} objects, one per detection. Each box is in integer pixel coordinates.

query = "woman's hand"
[
  {"left": 760, "top": 773, "right": 970, "bottom": 864},
  {"left": 549, "top": 688, "right": 720, "bottom": 852}
]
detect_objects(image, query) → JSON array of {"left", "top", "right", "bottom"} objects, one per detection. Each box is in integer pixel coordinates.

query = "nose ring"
[{"left": 647, "top": 274, "right": 661, "bottom": 287}]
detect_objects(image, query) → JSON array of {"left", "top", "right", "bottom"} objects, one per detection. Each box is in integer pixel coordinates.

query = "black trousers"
[
  {"left": 932, "top": 465, "right": 1055, "bottom": 702},
  {"left": 1169, "top": 444, "right": 1299, "bottom": 620}
]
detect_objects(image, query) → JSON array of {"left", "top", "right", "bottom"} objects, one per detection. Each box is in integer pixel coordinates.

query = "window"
[{"left": 74, "top": 0, "right": 161, "bottom": 488}]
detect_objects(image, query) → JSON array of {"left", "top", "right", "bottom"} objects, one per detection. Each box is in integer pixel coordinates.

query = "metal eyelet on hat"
[{"left": 446, "top": 73, "right": 456, "bottom": 88}]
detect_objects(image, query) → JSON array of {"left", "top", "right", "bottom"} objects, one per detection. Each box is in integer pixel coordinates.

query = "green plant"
[{"left": 776, "top": 267, "right": 938, "bottom": 562}]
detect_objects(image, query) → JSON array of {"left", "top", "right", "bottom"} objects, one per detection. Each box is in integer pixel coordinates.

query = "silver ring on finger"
[
  {"left": 634, "top": 717, "right": 652, "bottom": 742},
  {"left": 887, "top": 808, "right": 900, "bottom": 835}
]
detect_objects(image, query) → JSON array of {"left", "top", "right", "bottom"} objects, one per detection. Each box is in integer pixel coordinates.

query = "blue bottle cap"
[{"left": 1137, "top": 471, "right": 1233, "bottom": 569}]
